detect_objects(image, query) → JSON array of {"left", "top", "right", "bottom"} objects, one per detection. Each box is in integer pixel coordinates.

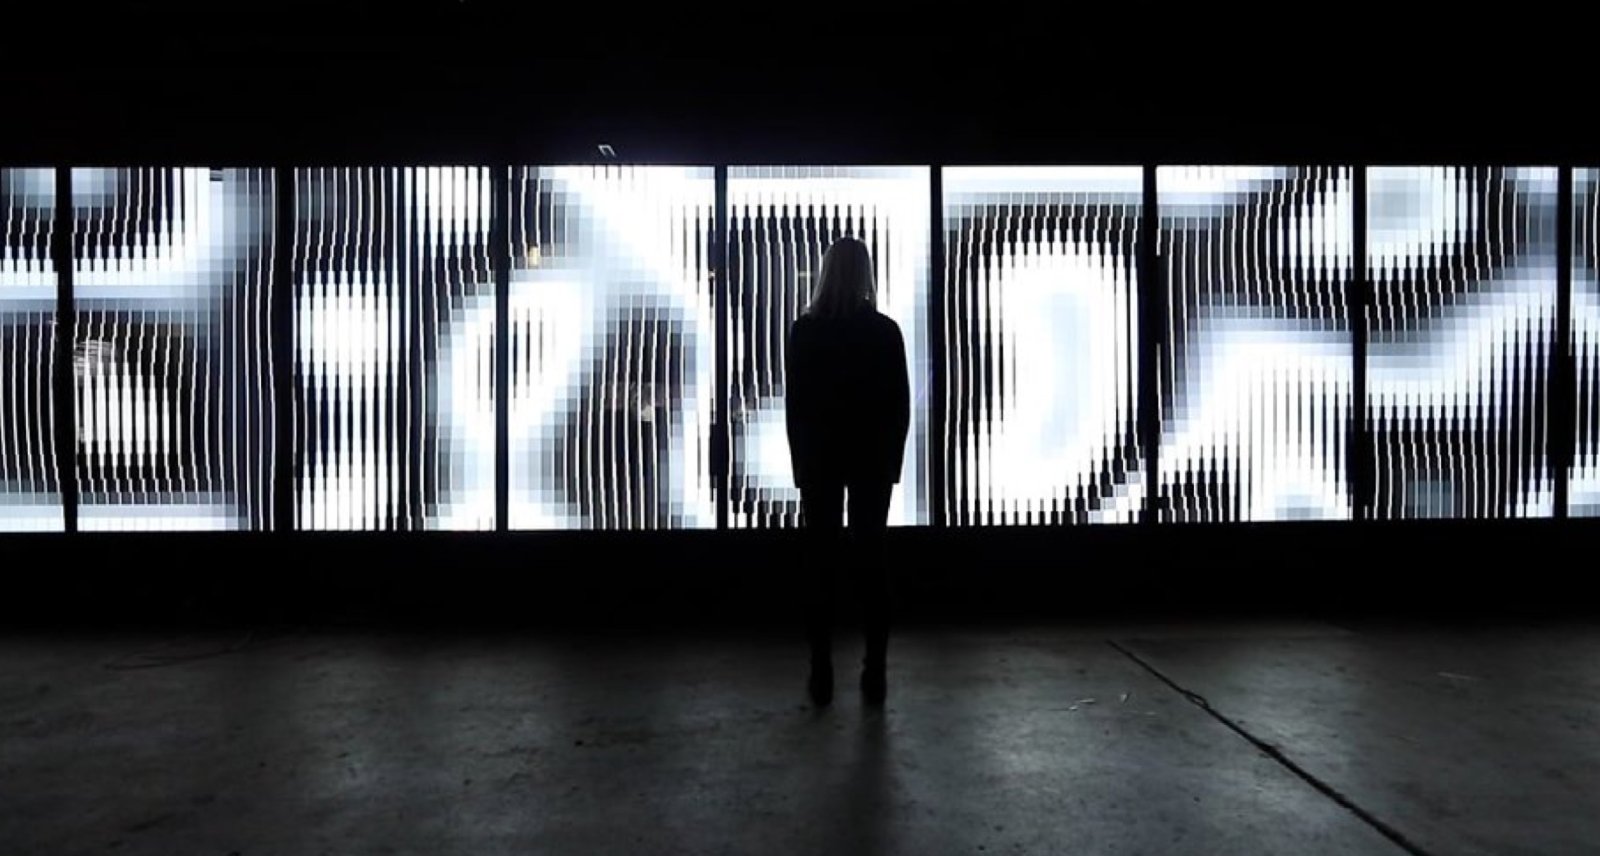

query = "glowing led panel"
[
  {"left": 1367, "top": 167, "right": 1557, "bottom": 518},
  {"left": 69, "top": 168, "right": 275, "bottom": 531},
  {"left": 508, "top": 166, "right": 714, "bottom": 529},
  {"left": 293, "top": 167, "right": 494, "bottom": 530},
  {"left": 942, "top": 167, "right": 1143, "bottom": 525},
  {"left": 1157, "top": 166, "right": 1353, "bottom": 522},
  {"left": 1572, "top": 169, "right": 1600, "bottom": 515},
  {"left": 0, "top": 168, "right": 61, "bottom": 531},
  {"left": 725, "top": 167, "right": 930, "bottom": 527}
]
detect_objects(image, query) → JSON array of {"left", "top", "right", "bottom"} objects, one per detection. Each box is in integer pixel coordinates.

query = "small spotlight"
[{"left": 597, "top": 144, "right": 617, "bottom": 160}]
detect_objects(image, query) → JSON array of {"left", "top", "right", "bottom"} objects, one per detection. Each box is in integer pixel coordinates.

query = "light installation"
[
  {"left": 944, "top": 167, "right": 1144, "bottom": 525},
  {"left": 0, "top": 168, "right": 62, "bottom": 531},
  {"left": 507, "top": 165, "right": 715, "bottom": 529},
  {"left": 1157, "top": 166, "right": 1354, "bottom": 521},
  {"left": 1367, "top": 167, "right": 1557, "bottom": 518},
  {"left": 724, "top": 167, "right": 930, "bottom": 527},
  {"left": 293, "top": 167, "right": 495, "bottom": 530}
]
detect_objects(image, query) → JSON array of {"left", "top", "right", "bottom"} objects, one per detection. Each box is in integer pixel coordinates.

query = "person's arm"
[
  {"left": 886, "top": 320, "right": 910, "bottom": 483},
  {"left": 784, "top": 320, "right": 813, "bottom": 488}
]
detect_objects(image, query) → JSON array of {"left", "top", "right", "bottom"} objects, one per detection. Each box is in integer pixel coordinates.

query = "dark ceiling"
[{"left": 2, "top": 4, "right": 1586, "bottom": 164}]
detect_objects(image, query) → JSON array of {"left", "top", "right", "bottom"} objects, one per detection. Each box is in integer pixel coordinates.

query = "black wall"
[
  {"left": 3, "top": 9, "right": 1593, "bottom": 627},
  {"left": 5, "top": 8, "right": 1593, "bottom": 166}
]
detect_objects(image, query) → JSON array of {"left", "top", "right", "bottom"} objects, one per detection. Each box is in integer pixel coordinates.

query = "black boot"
[{"left": 863, "top": 599, "right": 889, "bottom": 706}]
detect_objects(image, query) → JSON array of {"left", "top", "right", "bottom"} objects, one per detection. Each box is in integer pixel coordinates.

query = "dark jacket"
[{"left": 784, "top": 309, "right": 910, "bottom": 489}]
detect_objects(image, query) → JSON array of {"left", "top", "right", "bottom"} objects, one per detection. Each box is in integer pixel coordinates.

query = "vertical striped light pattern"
[
  {"left": 71, "top": 168, "right": 276, "bottom": 531},
  {"left": 1367, "top": 167, "right": 1557, "bottom": 518},
  {"left": 507, "top": 166, "right": 715, "bottom": 530},
  {"left": 293, "top": 167, "right": 495, "bottom": 531},
  {"left": 0, "top": 168, "right": 62, "bottom": 531},
  {"left": 1571, "top": 168, "right": 1600, "bottom": 515},
  {"left": 724, "top": 167, "right": 930, "bottom": 528},
  {"left": 1157, "top": 167, "right": 1354, "bottom": 522},
  {"left": 942, "top": 167, "right": 1143, "bottom": 525}
]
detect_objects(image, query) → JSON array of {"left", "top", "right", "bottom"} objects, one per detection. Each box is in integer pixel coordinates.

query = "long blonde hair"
[{"left": 807, "top": 237, "right": 876, "bottom": 318}]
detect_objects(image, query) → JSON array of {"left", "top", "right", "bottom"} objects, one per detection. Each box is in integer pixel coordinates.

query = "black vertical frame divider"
[
  {"left": 1555, "top": 167, "right": 1574, "bottom": 518},
  {"left": 713, "top": 166, "right": 730, "bottom": 531},
  {"left": 52, "top": 166, "right": 77, "bottom": 532},
  {"left": 929, "top": 167, "right": 946, "bottom": 527},
  {"left": 493, "top": 164, "right": 510, "bottom": 531},
  {"left": 272, "top": 167, "right": 294, "bottom": 532},
  {"left": 1350, "top": 166, "right": 1371, "bottom": 521},
  {"left": 1138, "top": 166, "right": 1160, "bottom": 524}
]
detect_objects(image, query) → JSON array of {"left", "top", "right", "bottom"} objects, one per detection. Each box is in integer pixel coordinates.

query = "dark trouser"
[{"left": 799, "top": 481, "right": 894, "bottom": 671}]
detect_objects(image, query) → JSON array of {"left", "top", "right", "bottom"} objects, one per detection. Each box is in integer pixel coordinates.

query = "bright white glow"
[
  {"left": 508, "top": 165, "right": 714, "bottom": 530},
  {"left": 296, "top": 277, "right": 395, "bottom": 529},
  {"left": 295, "top": 167, "right": 494, "bottom": 531},
  {"left": 1157, "top": 165, "right": 1287, "bottom": 206},
  {"left": 0, "top": 168, "right": 56, "bottom": 291},
  {"left": 739, "top": 398, "right": 793, "bottom": 491},
  {"left": 0, "top": 502, "right": 64, "bottom": 532},
  {"left": 986, "top": 248, "right": 1125, "bottom": 514},
  {"left": 1368, "top": 167, "right": 1467, "bottom": 276},
  {"left": 0, "top": 167, "right": 63, "bottom": 531},
  {"left": 1159, "top": 317, "right": 1353, "bottom": 520},
  {"left": 73, "top": 169, "right": 217, "bottom": 296},
  {"left": 726, "top": 166, "right": 930, "bottom": 527},
  {"left": 67, "top": 168, "right": 275, "bottom": 531},
  {"left": 77, "top": 350, "right": 176, "bottom": 462},
  {"left": 1157, "top": 166, "right": 1354, "bottom": 521},
  {"left": 431, "top": 297, "right": 496, "bottom": 530},
  {"left": 1367, "top": 166, "right": 1558, "bottom": 519},
  {"left": 942, "top": 167, "right": 1142, "bottom": 525},
  {"left": 1566, "top": 168, "right": 1599, "bottom": 516},
  {"left": 945, "top": 166, "right": 1141, "bottom": 196},
  {"left": 79, "top": 502, "right": 235, "bottom": 532}
]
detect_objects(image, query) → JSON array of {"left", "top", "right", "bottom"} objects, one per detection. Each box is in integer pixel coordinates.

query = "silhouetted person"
[{"left": 786, "top": 237, "right": 910, "bottom": 707}]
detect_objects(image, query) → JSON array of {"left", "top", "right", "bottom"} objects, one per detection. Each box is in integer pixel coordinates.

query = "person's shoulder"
[
  {"left": 868, "top": 310, "right": 904, "bottom": 339},
  {"left": 790, "top": 313, "right": 829, "bottom": 349}
]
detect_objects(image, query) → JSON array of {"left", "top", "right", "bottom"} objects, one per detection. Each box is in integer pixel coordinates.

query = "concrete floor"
[{"left": 2, "top": 621, "right": 1596, "bottom": 855}]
